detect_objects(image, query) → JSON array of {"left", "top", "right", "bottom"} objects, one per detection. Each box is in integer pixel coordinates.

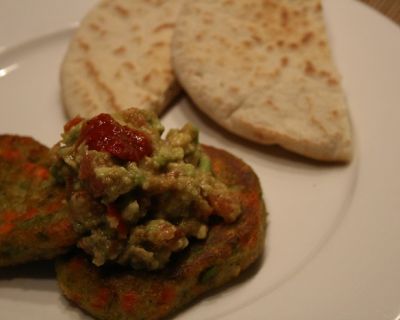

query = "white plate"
[{"left": 0, "top": 0, "right": 399, "bottom": 319}]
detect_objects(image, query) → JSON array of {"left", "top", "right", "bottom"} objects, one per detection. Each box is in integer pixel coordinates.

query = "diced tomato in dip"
[{"left": 79, "top": 113, "right": 152, "bottom": 162}]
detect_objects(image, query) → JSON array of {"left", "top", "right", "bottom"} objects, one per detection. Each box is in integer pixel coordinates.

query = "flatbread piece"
[
  {"left": 56, "top": 145, "right": 266, "bottom": 320},
  {"left": 61, "top": 0, "right": 184, "bottom": 118},
  {"left": 172, "top": 0, "right": 353, "bottom": 162}
]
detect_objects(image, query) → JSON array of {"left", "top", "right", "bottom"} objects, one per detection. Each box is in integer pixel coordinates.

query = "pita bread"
[
  {"left": 61, "top": 0, "right": 184, "bottom": 118},
  {"left": 172, "top": 0, "right": 353, "bottom": 162}
]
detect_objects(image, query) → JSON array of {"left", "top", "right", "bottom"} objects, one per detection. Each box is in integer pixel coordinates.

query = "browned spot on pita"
[
  {"left": 281, "top": 8, "right": 289, "bottom": 27},
  {"left": 191, "top": 69, "right": 203, "bottom": 78},
  {"left": 267, "top": 45, "right": 274, "bottom": 51},
  {"left": 281, "top": 56, "right": 289, "bottom": 67},
  {"left": 255, "top": 11, "right": 263, "bottom": 20},
  {"left": 251, "top": 34, "right": 262, "bottom": 43},
  {"left": 276, "top": 40, "right": 285, "bottom": 47},
  {"left": 270, "top": 69, "right": 281, "bottom": 78},
  {"left": 248, "top": 79, "right": 257, "bottom": 87},
  {"left": 143, "top": 73, "right": 152, "bottom": 83},
  {"left": 146, "top": 46, "right": 160, "bottom": 55},
  {"left": 229, "top": 86, "right": 240, "bottom": 94},
  {"left": 113, "top": 46, "right": 126, "bottom": 55},
  {"left": 77, "top": 39, "right": 90, "bottom": 52},
  {"left": 262, "top": 0, "right": 278, "bottom": 9},
  {"left": 152, "top": 41, "right": 166, "bottom": 48},
  {"left": 305, "top": 61, "right": 316, "bottom": 75},
  {"left": 217, "top": 58, "right": 225, "bottom": 67},
  {"left": 319, "top": 70, "right": 330, "bottom": 78},
  {"left": 153, "top": 23, "right": 176, "bottom": 33},
  {"left": 202, "top": 16, "right": 214, "bottom": 24},
  {"left": 99, "top": 1, "right": 108, "bottom": 8},
  {"left": 252, "top": 127, "right": 270, "bottom": 141},
  {"left": 214, "top": 96, "right": 223, "bottom": 104},
  {"left": 315, "top": 2, "right": 322, "bottom": 12},
  {"left": 123, "top": 62, "right": 135, "bottom": 70},
  {"left": 114, "top": 5, "right": 130, "bottom": 17},
  {"left": 242, "top": 40, "right": 253, "bottom": 48},
  {"left": 310, "top": 115, "right": 328, "bottom": 134},
  {"left": 89, "top": 23, "right": 101, "bottom": 32},
  {"left": 84, "top": 61, "right": 121, "bottom": 112},
  {"left": 327, "top": 78, "right": 339, "bottom": 86},
  {"left": 301, "top": 32, "right": 314, "bottom": 44},
  {"left": 289, "top": 42, "right": 298, "bottom": 50},
  {"left": 195, "top": 33, "right": 204, "bottom": 41},
  {"left": 265, "top": 99, "right": 280, "bottom": 111},
  {"left": 331, "top": 110, "right": 339, "bottom": 118},
  {"left": 131, "top": 24, "right": 140, "bottom": 31}
]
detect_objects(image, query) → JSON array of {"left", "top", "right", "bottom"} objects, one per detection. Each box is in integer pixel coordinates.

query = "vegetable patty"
[
  {"left": 56, "top": 145, "right": 267, "bottom": 320},
  {"left": 0, "top": 135, "right": 78, "bottom": 266}
]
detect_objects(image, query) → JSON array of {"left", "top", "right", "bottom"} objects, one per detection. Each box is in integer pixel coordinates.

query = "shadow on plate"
[{"left": 0, "top": 259, "right": 56, "bottom": 280}]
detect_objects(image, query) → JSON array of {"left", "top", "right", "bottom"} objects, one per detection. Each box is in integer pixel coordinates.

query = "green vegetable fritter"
[
  {"left": 56, "top": 145, "right": 267, "bottom": 320},
  {"left": 0, "top": 109, "right": 267, "bottom": 320},
  {"left": 0, "top": 135, "right": 78, "bottom": 266}
]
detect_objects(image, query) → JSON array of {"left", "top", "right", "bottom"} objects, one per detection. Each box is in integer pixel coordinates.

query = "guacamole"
[{"left": 52, "top": 108, "right": 241, "bottom": 270}]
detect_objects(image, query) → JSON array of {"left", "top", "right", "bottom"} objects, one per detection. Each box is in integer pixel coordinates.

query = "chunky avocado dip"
[{"left": 51, "top": 108, "right": 241, "bottom": 270}]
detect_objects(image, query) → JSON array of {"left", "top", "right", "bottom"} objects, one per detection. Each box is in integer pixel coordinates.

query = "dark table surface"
[{"left": 360, "top": 0, "right": 400, "bottom": 24}]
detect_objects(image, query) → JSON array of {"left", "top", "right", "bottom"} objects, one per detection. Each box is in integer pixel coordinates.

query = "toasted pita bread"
[
  {"left": 61, "top": 0, "right": 184, "bottom": 118},
  {"left": 172, "top": 0, "right": 353, "bottom": 162}
]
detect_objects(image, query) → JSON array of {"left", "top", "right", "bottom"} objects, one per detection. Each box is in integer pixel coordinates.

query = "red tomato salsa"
[{"left": 79, "top": 113, "right": 152, "bottom": 162}]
